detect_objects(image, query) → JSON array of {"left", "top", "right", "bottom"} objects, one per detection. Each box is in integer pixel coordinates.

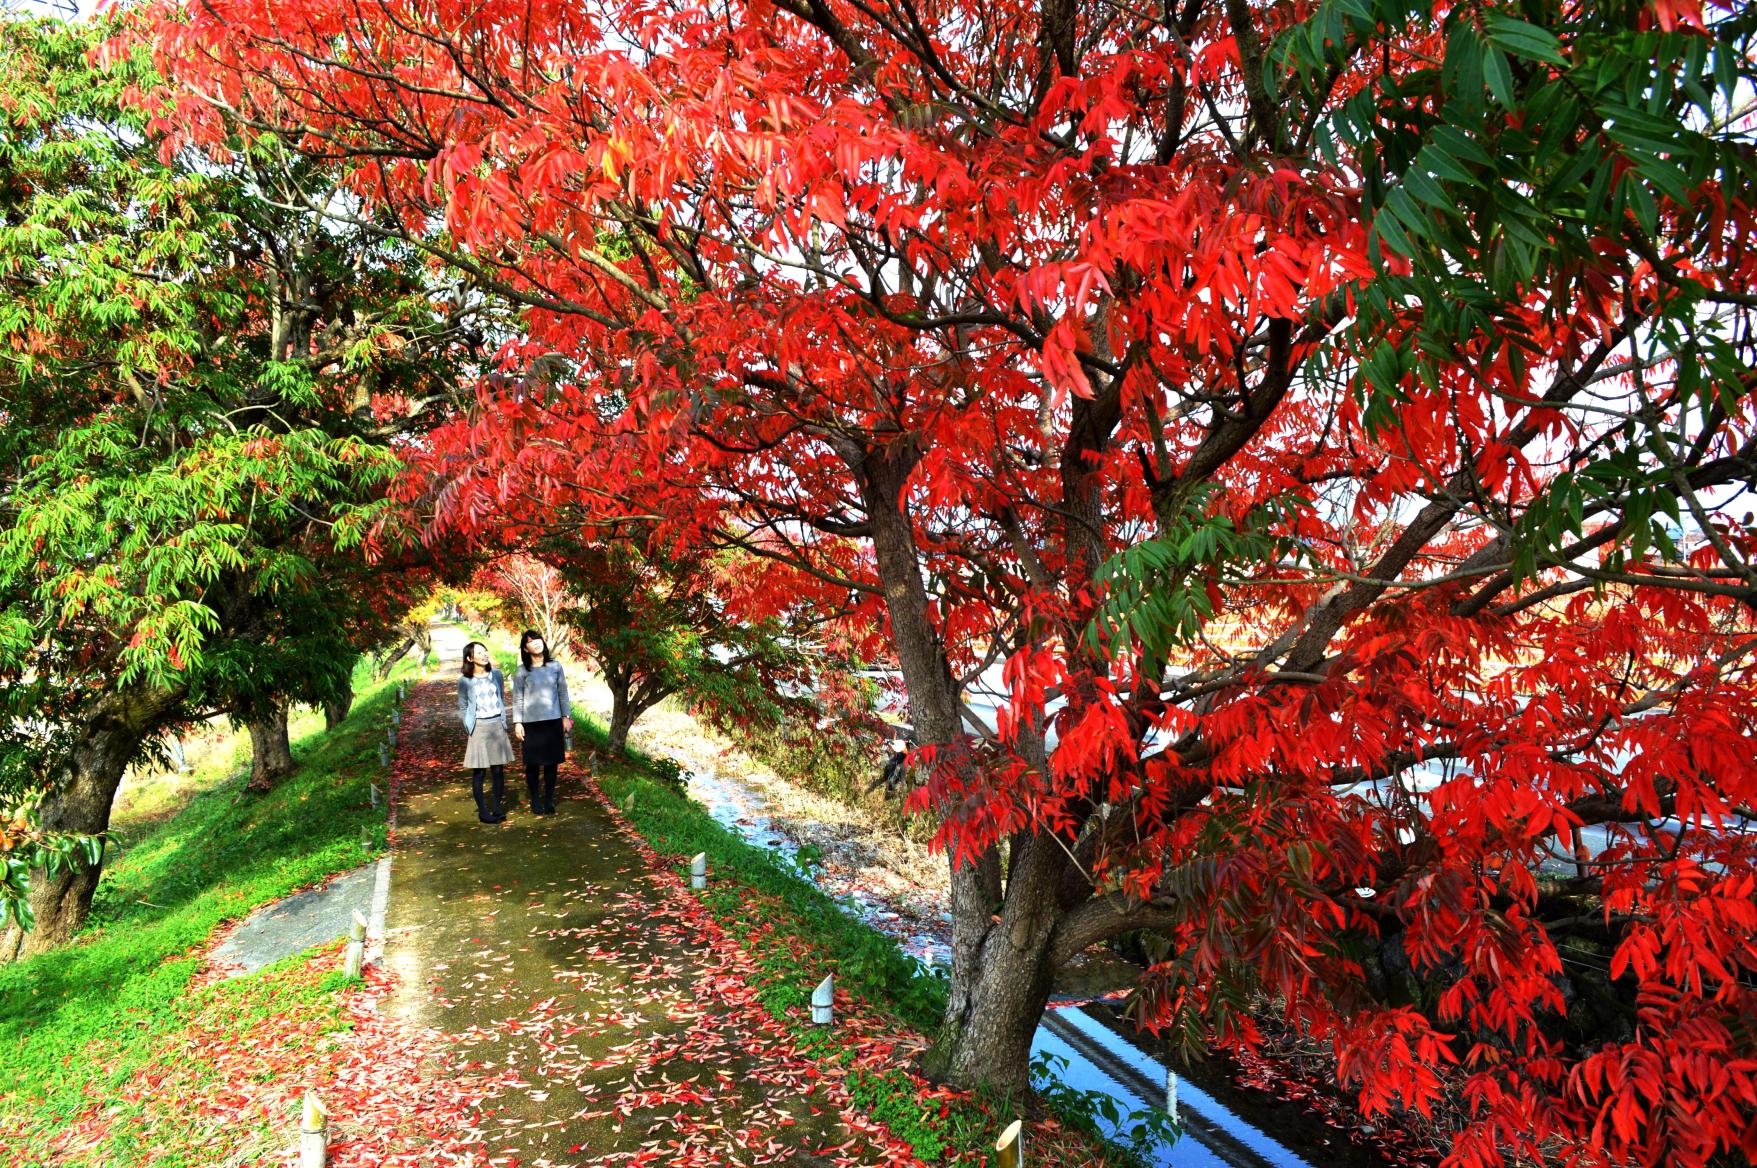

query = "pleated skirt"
[{"left": 463, "top": 715, "right": 515, "bottom": 768}]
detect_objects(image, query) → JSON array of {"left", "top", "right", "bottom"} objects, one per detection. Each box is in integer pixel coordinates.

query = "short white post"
[
  {"left": 387, "top": 727, "right": 397, "bottom": 748},
  {"left": 689, "top": 852, "right": 707, "bottom": 890},
  {"left": 811, "top": 974, "right": 834, "bottom": 1026},
  {"left": 622, "top": 789, "right": 637, "bottom": 814},
  {"left": 1166, "top": 1070, "right": 1179, "bottom": 1123},
  {"left": 378, "top": 743, "right": 388, "bottom": 768},
  {"left": 343, "top": 909, "right": 366, "bottom": 977},
  {"left": 300, "top": 1090, "right": 328, "bottom": 1168},
  {"left": 995, "top": 1118, "right": 1023, "bottom": 1168},
  {"left": 369, "top": 782, "right": 379, "bottom": 808},
  {"left": 391, "top": 709, "right": 401, "bottom": 727}
]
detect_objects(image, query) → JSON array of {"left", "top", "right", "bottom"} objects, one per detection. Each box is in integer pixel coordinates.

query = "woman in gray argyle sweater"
[{"left": 457, "top": 640, "right": 513, "bottom": 823}]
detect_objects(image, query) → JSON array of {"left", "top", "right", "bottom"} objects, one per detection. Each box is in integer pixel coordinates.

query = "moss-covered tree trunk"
[
  {"left": 12, "top": 684, "right": 183, "bottom": 960},
  {"left": 246, "top": 697, "right": 295, "bottom": 792}
]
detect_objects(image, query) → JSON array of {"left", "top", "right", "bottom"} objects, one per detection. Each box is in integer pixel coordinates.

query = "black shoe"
[{"left": 478, "top": 810, "right": 496, "bottom": 823}]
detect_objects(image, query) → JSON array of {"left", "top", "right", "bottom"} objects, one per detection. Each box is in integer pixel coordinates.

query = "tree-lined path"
[
  {"left": 378, "top": 625, "right": 913, "bottom": 1167},
  {"left": 7, "top": 0, "right": 1757, "bottom": 1162}
]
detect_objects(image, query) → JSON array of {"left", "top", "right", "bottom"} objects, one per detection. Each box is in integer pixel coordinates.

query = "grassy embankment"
[{"left": 0, "top": 655, "right": 418, "bottom": 1165}]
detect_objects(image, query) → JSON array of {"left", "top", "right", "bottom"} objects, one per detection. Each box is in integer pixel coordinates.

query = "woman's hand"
[
  {"left": 563, "top": 716, "right": 574, "bottom": 732},
  {"left": 515, "top": 724, "right": 525, "bottom": 741}
]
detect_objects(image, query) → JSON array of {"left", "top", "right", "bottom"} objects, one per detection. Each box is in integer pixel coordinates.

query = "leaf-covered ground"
[
  {"left": 379, "top": 655, "right": 920, "bottom": 1166},
  {"left": 22, "top": 945, "right": 493, "bottom": 1168},
  {"left": 384, "top": 625, "right": 1121, "bottom": 1166}
]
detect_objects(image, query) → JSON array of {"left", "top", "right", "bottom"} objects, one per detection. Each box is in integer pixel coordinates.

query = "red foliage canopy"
[{"left": 142, "top": 0, "right": 1757, "bottom": 1161}]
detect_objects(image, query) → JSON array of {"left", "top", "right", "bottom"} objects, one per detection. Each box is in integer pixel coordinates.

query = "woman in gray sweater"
[{"left": 512, "top": 629, "right": 573, "bottom": 815}]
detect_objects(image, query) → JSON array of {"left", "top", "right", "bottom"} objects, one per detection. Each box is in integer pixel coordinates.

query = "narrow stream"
[{"left": 668, "top": 741, "right": 1398, "bottom": 1168}]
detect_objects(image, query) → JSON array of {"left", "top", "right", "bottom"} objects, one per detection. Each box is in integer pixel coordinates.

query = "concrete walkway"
[
  {"left": 210, "top": 861, "right": 379, "bottom": 978},
  {"left": 379, "top": 627, "right": 908, "bottom": 1167}
]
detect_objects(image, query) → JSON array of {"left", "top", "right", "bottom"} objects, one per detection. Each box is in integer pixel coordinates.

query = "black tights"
[
  {"left": 526, "top": 762, "right": 558, "bottom": 810},
  {"left": 472, "top": 765, "right": 506, "bottom": 818}
]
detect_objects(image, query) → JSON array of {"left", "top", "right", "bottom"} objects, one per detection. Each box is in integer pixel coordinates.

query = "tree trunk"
[
  {"left": 850, "top": 444, "right": 1057, "bottom": 1093},
  {"left": 246, "top": 698, "right": 295, "bottom": 792},
  {"left": 16, "top": 683, "right": 182, "bottom": 960},
  {"left": 932, "top": 828, "right": 1082, "bottom": 1098},
  {"left": 902, "top": 327, "right": 1134, "bottom": 1094},
  {"left": 605, "top": 669, "right": 637, "bottom": 754},
  {"left": 851, "top": 443, "right": 1124, "bottom": 1096},
  {"left": 323, "top": 685, "right": 352, "bottom": 731},
  {"left": 375, "top": 638, "right": 412, "bottom": 679},
  {"left": 22, "top": 849, "right": 107, "bottom": 958},
  {"left": 913, "top": 368, "right": 1134, "bottom": 1091},
  {"left": 929, "top": 906, "right": 1062, "bottom": 1098},
  {"left": 604, "top": 667, "right": 670, "bottom": 755}
]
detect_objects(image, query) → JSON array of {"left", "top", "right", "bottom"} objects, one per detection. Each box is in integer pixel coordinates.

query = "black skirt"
[{"left": 520, "top": 718, "right": 567, "bottom": 767}]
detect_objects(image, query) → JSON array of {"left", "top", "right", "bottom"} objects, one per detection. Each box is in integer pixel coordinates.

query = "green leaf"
[
  {"left": 1429, "top": 125, "right": 1495, "bottom": 169},
  {"left": 1402, "top": 166, "right": 1457, "bottom": 213},
  {"left": 1443, "top": 23, "right": 1485, "bottom": 117},
  {"left": 1623, "top": 171, "right": 1659, "bottom": 234},
  {"left": 1483, "top": 45, "right": 1516, "bottom": 106},
  {"left": 1384, "top": 185, "right": 1430, "bottom": 240},
  {"left": 1483, "top": 14, "right": 1566, "bottom": 65},
  {"left": 1372, "top": 200, "right": 1416, "bottom": 256},
  {"left": 1414, "top": 142, "right": 1484, "bottom": 189}
]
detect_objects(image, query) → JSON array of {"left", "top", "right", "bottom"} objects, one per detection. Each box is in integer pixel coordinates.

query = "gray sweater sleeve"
[
  {"left": 456, "top": 677, "right": 471, "bottom": 729},
  {"left": 559, "top": 664, "right": 571, "bottom": 719},
  {"left": 511, "top": 667, "right": 526, "bottom": 725}
]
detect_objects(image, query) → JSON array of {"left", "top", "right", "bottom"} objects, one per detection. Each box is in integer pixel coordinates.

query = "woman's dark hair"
[
  {"left": 461, "top": 641, "right": 491, "bottom": 678},
  {"left": 518, "top": 629, "right": 552, "bottom": 672}
]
